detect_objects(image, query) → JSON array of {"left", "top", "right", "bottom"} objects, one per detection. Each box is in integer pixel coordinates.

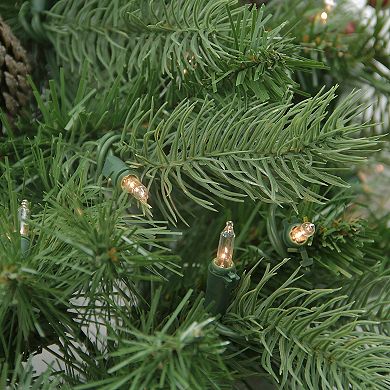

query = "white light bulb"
[
  {"left": 18, "top": 199, "right": 30, "bottom": 237},
  {"left": 290, "top": 222, "right": 315, "bottom": 244},
  {"left": 121, "top": 175, "right": 149, "bottom": 204},
  {"left": 320, "top": 11, "right": 328, "bottom": 22},
  {"left": 215, "top": 221, "right": 235, "bottom": 268}
]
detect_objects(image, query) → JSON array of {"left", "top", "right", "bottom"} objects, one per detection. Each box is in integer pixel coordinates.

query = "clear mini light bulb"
[
  {"left": 121, "top": 175, "right": 149, "bottom": 204},
  {"left": 319, "top": 0, "right": 335, "bottom": 23},
  {"left": 215, "top": 221, "right": 235, "bottom": 268},
  {"left": 290, "top": 222, "right": 315, "bottom": 244},
  {"left": 320, "top": 11, "right": 328, "bottom": 22},
  {"left": 18, "top": 199, "right": 30, "bottom": 236}
]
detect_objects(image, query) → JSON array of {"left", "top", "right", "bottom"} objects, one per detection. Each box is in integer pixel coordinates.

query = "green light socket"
[
  {"left": 21, "top": 236, "right": 30, "bottom": 257},
  {"left": 102, "top": 153, "right": 132, "bottom": 189},
  {"left": 204, "top": 260, "right": 240, "bottom": 315}
]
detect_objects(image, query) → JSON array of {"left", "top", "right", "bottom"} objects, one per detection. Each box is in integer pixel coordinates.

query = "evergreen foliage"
[{"left": 0, "top": 0, "right": 389, "bottom": 389}]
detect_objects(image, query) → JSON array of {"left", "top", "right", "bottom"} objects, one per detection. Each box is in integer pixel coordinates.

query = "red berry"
[{"left": 344, "top": 21, "right": 356, "bottom": 34}]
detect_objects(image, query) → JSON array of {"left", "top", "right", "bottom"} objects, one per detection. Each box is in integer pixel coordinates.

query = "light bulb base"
[{"left": 204, "top": 260, "right": 240, "bottom": 315}]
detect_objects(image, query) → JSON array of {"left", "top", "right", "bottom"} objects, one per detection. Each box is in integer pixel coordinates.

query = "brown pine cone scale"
[{"left": 0, "top": 16, "right": 31, "bottom": 117}]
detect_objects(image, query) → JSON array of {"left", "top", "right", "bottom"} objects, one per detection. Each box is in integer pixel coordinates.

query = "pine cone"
[{"left": 0, "top": 16, "right": 30, "bottom": 117}]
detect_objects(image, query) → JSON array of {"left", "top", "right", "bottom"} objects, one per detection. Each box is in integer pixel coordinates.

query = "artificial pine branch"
[
  {"left": 263, "top": 0, "right": 390, "bottom": 134},
  {"left": 0, "top": 356, "right": 58, "bottom": 389},
  {"left": 0, "top": 0, "right": 389, "bottom": 388},
  {"left": 113, "top": 87, "right": 380, "bottom": 222},
  {"left": 71, "top": 291, "right": 232, "bottom": 390},
  {"left": 0, "top": 161, "right": 179, "bottom": 363},
  {"left": 223, "top": 260, "right": 390, "bottom": 389},
  {"left": 33, "top": 0, "right": 323, "bottom": 101}
]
